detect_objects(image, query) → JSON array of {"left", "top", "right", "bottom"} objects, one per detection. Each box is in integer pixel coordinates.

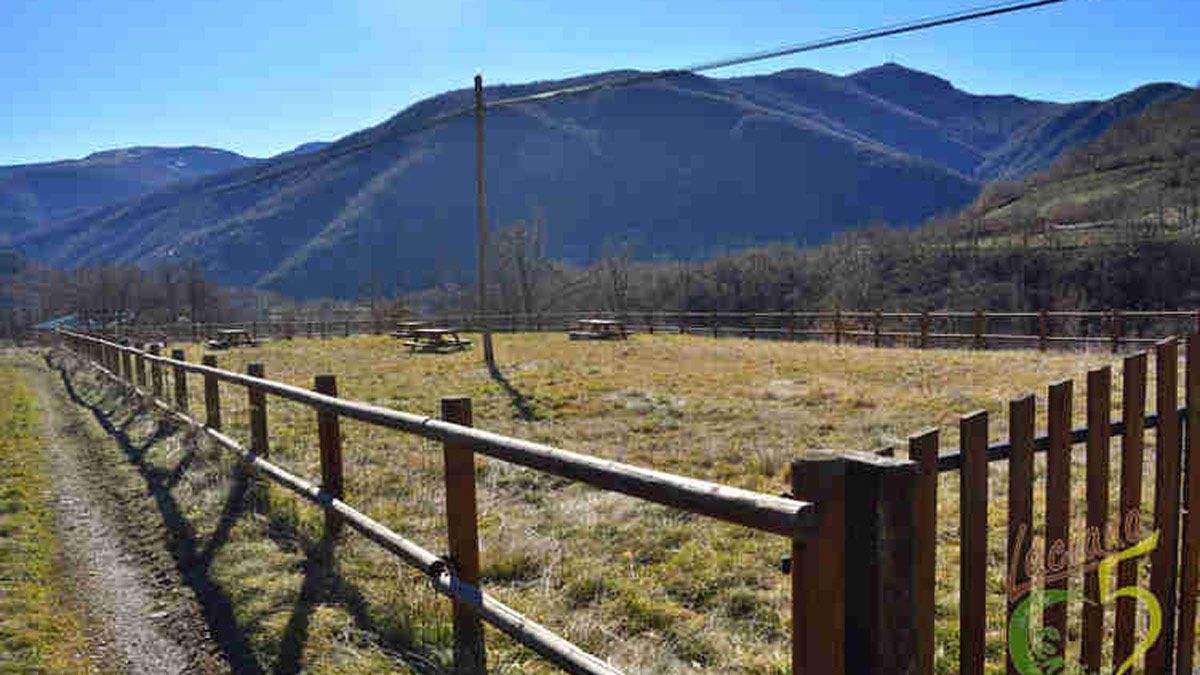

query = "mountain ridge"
[{"left": 11, "top": 64, "right": 1192, "bottom": 297}]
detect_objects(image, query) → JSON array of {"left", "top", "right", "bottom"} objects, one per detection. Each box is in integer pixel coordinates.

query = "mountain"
[
  {"left": 14, "top": 65, "right": 1191, "bottom": 298},
  {"left": 963, "top": 89, "right": 1200, "bottom": 232},
  {"left": 273, "top": 141, "right": 332, "bottom": 159},
  {"left": 0, "top": 146, "right": 259, "bottom": 240}
]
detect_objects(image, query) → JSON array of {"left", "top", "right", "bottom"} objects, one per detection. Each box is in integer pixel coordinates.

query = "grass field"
[
  {"left": 0, "top": 354, "right": 91, "bottom": 673},
  {"left": 134, "top": 332, "right": 1143, "bottom": 674}
]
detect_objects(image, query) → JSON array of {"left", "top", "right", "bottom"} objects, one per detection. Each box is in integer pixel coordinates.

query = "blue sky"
[{"left": 2, "top": 0, "right": 1196, "bottom": 165}]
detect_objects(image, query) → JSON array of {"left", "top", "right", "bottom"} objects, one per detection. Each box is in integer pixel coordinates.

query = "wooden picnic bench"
[
  {"left": 205, "top": 328, "right": 258, "bottom": 350},
  {"left": 569, "top": 319, "right": 629, "bottom": 341},
  {"left": 403, "top": 328, "right": 472, "bottom": 353},
  {"left": 390, "top": 321, "right": 430, "bottom": 339}
]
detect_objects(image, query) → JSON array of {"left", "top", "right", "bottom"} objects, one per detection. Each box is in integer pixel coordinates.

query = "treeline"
[
  {"left": 423, "top": 218, "right": 1200, "bottom": 317},
  {"left": 0, "top": 254, "right": 247, "bottom": 339}
]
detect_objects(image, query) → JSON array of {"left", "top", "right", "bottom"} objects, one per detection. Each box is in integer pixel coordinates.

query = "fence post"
[
  {"left": 121, "top": 341, "right": 133, "bottom": 384},
  {"left": 149, "top": 343, "right": 164, "bottom": 399},
  {"left": 315, "top": 375, "right": 344, "bottom": 536},
  {"left": 171, "top": 349, "right": 189, "bottom": 412},
  {"left": 788, "top": 313, "right": 796, "bottom": 341},
  {"left": 441, "top": 397, "right": 487, "bottom": 674},
  {"left": 791, "top": 453, "right": 846, "bottom": 675},
  {"left": 873, "top": 311, "right": 882, "bottom": 348},
  {"left": 1039, "top": 310, "right": 1049, "bottom": 351},
  {"left": 908, "top": 429, "right": 939, "bottom": 675},
  {"left": 973, "top": 310, "right": 986, "bottom": 350},
  {"left": 1148, "top": 338, "right": 1182, "bottom": 673},
  {"left": 834, "top": 310, "right": 843, "bottom": 345},
  {"left": 247, "top": 364, "right": 268, "bottom": 457},
  {"left": 202, "top": 355, "right": 221, "bottom": 429},
  {"left": 841, "top": 450, "right": 920, "bottom": 672},
  {"left": 136, "top": 345, "right": 147, "bottom": 389},
  {"left": 1111, "top": 309, "right": 1122, "bottom": 354},
  {"left": 960, "top": 410, "right": 989, "bottom": 675},
  {"left": 1177, "top": 335, "right": 1200, "bottom": 673}
]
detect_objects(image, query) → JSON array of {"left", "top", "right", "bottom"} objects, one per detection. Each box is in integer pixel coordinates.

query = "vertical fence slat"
[
  {"left": 149, "top": 343, "right": 163, "bottom": 399},
  {"left": 792, "top": 453, "right": 846, "bottom": 675},
  {"left": 171, "top": 349, "right": 188, "bottom": 412},
  {"left": 442, "top": 397, "right": 486, "bottom": 674},
  {"left": 1114, "top": 352, "right": 1148, "bottom": 669},
  {"left": 1178, "top": 334, "right": 1200, "bottom": 672},
  {"left": 1083, "top": 367, "right": 1111, "bottom": 671},
  {"left": 1039, "top": 310, "right": 1049, "bottom": 352},
  {"left": 1148, "top": 337, "right": 1182, "bottom": 673},
  {"left": 908, "top": 429, "right": 939, "bottom": 675},
  {"left": 202, "top": 355, "right": 222, "bottom": 430},
  {"left": 1007, "top": 395, "right": 1035, "bottom": 675},
  {"left": 136, "top": 346, "right": 146, "bottom": 388},
  {"left": 315, "top": 375, "right": 344, "bottom": 536},
  {"left": 1044, "top": 380, "right": 1072, "bottom": 647},
  {"left": 960, "top": 410, "right": 989, "bottom": 675}
]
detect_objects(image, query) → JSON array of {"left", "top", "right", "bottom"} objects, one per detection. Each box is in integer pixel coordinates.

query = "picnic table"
[
  {"left": 205, "top": 328, "right": 258, "bottom": 350},
  {"left": 403, "top": 328, "right": 472, "bottom": 353},
  {"left": 390, "top": 321, "right": 430, "bottom": 339},
  {"left": 569, "top": 319, "right": 629, "bottom": 341}
]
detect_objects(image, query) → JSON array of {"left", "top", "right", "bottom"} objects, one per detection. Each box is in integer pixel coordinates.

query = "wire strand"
[{"left": 208, "top": 0, "right": 1075, "bottom": 194}]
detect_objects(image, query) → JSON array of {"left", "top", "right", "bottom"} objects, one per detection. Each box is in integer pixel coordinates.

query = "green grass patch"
[{"left": 0, "top": 356, "right": 90, "bottom": 673}]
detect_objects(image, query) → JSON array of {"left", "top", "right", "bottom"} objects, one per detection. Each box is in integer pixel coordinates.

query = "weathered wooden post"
[
  {"left": 873, "top": 311, "right": 882, "bottom": 348},
  {"left": 247, "top": 364, "right": 268, "bottom": 454},
  {"left": 791, "top": 453, "right": 846, "bottom": 675},
  {"left": 834, "top": 310, "right": 843, "bottom": 345},
  {"left": 315, "top": 375, "right": 344, "bottom": 536},
  {"left": 842, "top": 450, "right": 921, "bottom": 672},
  {"left": 1038, "top": 310, "right": 1049, "bottom": 351},
  {"left": 919, "top": 311, "right": 930, "bottom": 349},
  {"left": 907, "top": 429, "right": 939, "bottom": 675},
  {"left": 171, "top": 349, "right": 189, "bottom": 412},
  {"left": 973, "top": 310, "right": 985, "bottom": 350},
  {"left": 710, "top": 313, "right": 717, "bottom": 338},
  {"left": 149, "top": 344, "right": 164, "bottom": 399},
  {"left": 1110, "top": 309, "right": 1123, "bottom": 353},
  {"left": 441, "top": 397, "right": 486, "bottom": 674},
  {"left": 202, "top": 355, "right": 221, "bottom": 429},
  {"left": 136, "top": 345, "right": 147, "bottom": 389},
  {"left": 788, "top": 314, "right": 796, "bottom": 341},
  {"left": 121, "top": 341, "right": 134, "bottom": 385}
]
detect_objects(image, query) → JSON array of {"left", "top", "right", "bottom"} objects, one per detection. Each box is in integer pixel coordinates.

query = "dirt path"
[{"left": 20, "top": 356, "right": 230, "bottom": 674}]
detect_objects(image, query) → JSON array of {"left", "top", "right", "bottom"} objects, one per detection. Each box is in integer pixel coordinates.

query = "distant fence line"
[{"left": 114, "top": 308, "right": 1200, "bottom": 353}]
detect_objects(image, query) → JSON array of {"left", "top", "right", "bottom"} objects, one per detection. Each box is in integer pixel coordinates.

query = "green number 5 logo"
[{"left": 1008, "top": 531, "right": 1161, "bottom": 675}]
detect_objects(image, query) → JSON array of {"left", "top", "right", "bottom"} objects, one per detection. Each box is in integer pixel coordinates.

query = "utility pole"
[{"left": 475, "top": 74, "right": 495, "bottom": 368}]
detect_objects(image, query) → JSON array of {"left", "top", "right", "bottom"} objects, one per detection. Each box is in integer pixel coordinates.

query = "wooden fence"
[
  {"left": 907, "top": 335, "right": 1200, "bottom": 674},
  {"left": 114, "top": 309, "right": 1200, "bottom": 353},
  {"left": 53, "top": 329, "right": 1200, "bottom": 672}
]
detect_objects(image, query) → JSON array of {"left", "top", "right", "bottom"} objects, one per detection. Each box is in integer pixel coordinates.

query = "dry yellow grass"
[{"left": 149, "top": 332, "right": 1141, "bottom": 673}]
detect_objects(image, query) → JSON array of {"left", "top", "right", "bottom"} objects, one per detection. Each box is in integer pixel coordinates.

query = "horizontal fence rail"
[
  {"left": 54, "top": 329, "right": 829, "bottom": 674},
  {"left": 104, "top": 308, "right": 1200, "bottom": 354}
]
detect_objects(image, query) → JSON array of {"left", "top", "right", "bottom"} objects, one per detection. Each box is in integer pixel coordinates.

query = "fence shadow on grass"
[
  {"left": 51, "top": 353, "right": 448, "bottom": 675},
  {"left": 487, "top": 361, "right": 538, "bottom": 421},
  {"left": 50, "top": 353, "right": 265, "bottom": 674}
]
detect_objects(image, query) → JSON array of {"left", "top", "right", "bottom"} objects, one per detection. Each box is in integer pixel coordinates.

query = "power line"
[
  {"left": 208, "top": 0, "right": 1075, "bottom": 194},
  {"left": 485, "top": 0, "right": 1072, "bottom": 109}
]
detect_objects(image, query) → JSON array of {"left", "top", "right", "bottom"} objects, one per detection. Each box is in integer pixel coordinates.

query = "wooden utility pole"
[{"left": 475, "top": 74, "right": 495, "bottom": 368}]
